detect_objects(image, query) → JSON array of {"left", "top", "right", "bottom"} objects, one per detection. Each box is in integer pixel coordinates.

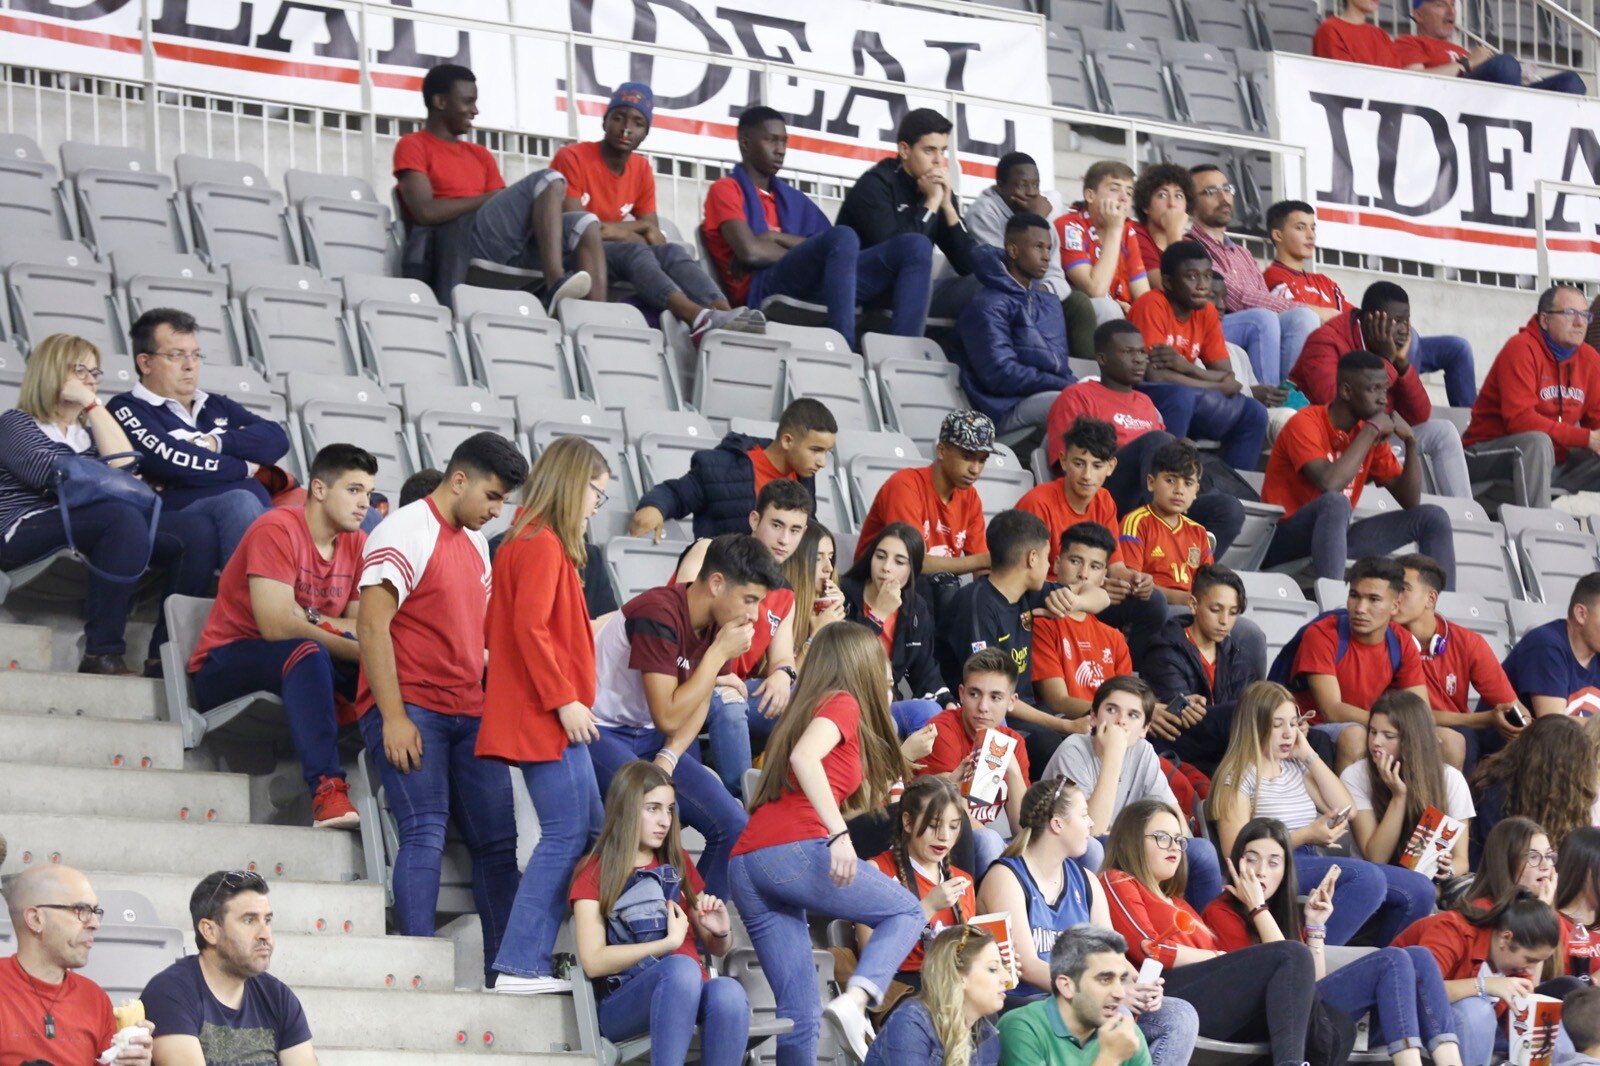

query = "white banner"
[
  {"left": 1272, "top": 53, "right": 1600, "bottom": 277},
  {"left": 0, "top": 0, "right": 1051, "bottom": 185}
]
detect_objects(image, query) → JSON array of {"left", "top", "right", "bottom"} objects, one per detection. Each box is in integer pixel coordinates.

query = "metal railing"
[
  {"left": 1534, "top": 178, "right": 1600, "bottom": 288},
  {"left": 1370, "top": 0, "right": 1600, "bottom": 86}
]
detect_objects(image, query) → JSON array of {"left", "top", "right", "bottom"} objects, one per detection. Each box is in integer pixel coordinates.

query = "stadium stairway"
[{"left": 0, "top": 618, "right": 597, "bottom": 1066}]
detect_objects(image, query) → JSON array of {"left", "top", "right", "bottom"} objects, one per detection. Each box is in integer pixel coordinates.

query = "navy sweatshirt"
[{"left": 108, "top": 384, "right": 290, "bottom": 509}]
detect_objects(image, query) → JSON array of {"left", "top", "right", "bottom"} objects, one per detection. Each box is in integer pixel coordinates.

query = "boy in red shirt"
[
  {"left": 188, "top": 444, "right": 376, "bottom": 829},
  {"left": 394, "top": 64, "right": 599, "bottom": 308},
  {"left": 1262, "top": 350, "right": 1456, "bottom": 583},
  {"left": 857, "top": 410, "right": 994, "bottom": 576},
  {"left": 1118, "top": 439, "right": 1213, "bottom": 606},
  {"left": 1313, "top": 0, "right": 1403, "bottom": 66},
  {"left": 552, "top": 82, "right": 762, "bottom": 347},
  {"left": 1262, "top": 200, "right": 1347, "bottom": 312},
  {"left": 1057, "top": 160, "right": 1148, "bottom": 324},
  {"left": 1033, "top": 522, "right": 1134, "bottom": 720},
  {"left": 1128, "top": 240, "right": 1269, "bottom": 470}
]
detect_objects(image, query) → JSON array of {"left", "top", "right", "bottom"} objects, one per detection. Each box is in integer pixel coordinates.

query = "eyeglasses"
[
  {"left": 1199, "top": 183, "right": 1236, "bottom": 197},
  {"left": 36, "top": 903, "right": 104, "bottom": 924},
  {"left": 1526, "top": 850, "right": 1559, "bottom": 868},
  {"left": 1295, "top": 711, "right": 1318, "bottom": 726},
  {"left": 71, "top": 364, "right": 103, "bottom": 382},
  {"left": 589, "top": 481, "right": 610, "bottom": 510},
  {"left": 1543, "top": 309, "right": 1595, "bottom": 324},
  {"left": 150, "top": 349, "right": 205, "bottom": 365},
  {"left": 1146, "top": 831, "right": 1189, "bottom": 851}
]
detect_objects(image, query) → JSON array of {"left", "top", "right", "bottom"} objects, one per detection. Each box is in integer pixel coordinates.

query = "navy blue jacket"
[
  {"left": 955, "top": 246, "right": 1075, "bottom": 422},
  {"left": 835, "top": 158, "right": 981, "bottom": 276},
  {"left": 1142, "top": 613, "right": 1259, "bottom": 712},
  {"left": 108, "top": 387, "right": 290, "bottom": 510},
  {"left": 636, "top": 432, "right": 817, "bottom": 540}
]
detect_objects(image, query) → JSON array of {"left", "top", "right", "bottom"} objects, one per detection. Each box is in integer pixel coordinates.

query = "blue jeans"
[
  {"left": 493, "top": 741, "right": 604, "bottom": 978},
  {"left": 1318, "top": 946, "right": 1458, "bottom": 1056},
  {"left": 1295, "top": 851, "right": 1437, "bottom": 946},
  {"left": 597, "top": 954, "right": 750, "bottom": 1066},
  {"left": 752, "top": 229, "right": 933, "bottom": 348},
  {"left": 178, "top": 487, "right": 266, "bottom": 565},
  {"left": 1469, "top": 52, "right": 1585, "bottom": 94},
  {"left": 1410, "top": 332, "right": 1478, "bottom": 407},
  {"left": 590, "top": 726, "right": 748, "bottom": 898},
  {"left": 1222, "top": 305, "right": 1321, "bottom": 385},
  {"left": 1138, "top": 997, "right": 1200, "bottom": 1066},
  {"left": 706, "top": 685, "right": 780, "bottom": 794},
  {"left": 729, "top": 839, "right": 924, "bottom": 1066},
  {"left": 1450, "top": 994, "right": 1499, "bottom": 1066},
  {"left": 892, "top": 699, "right": 942, "bottom": 736},
  {"left": 357, "top": 705, "right": 519, "bottom": 981},
  {"left": 1138, "top": 383, "right": 1269, "bottom": 469},
  {"left": 1263, "top": 494, "right": 1457, "bottom": 589}
]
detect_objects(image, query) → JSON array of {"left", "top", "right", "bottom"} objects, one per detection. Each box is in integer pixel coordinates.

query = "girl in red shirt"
[
  {"left": 1555, "top": 828, "right": 1600, "bottom": 982},
  {"left": 479, "top": 436, "right": 608, "bottom": 993},
  {"left": 1456, "top": 817, "right": 1579, "bottom": 986},
  {"left": 857, "top": 776, "right": 977, "bottom": 992},
  {"left": 1202, "top": 817, "right": 1467, "bottom": 1066},
  {"left": 570, "top": 760, "right": 747, "bottom": 1065},
  {"left": 728, "top": 622, "right": 924, "bottom": 1064}
]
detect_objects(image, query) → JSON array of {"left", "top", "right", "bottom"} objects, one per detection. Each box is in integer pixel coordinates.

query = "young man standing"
[
  {"left": 394, "top": 64, "right": 596, "bottom": 307},
  {"left": 703, "top": 106, "right": 932, "bottom": 348},
  {"left": 553, "top": 82, "right": 761, "bottom": 345},
  {"left": 1127, "top": 240, "right": 1270, "bottom": 471},
  {"left": 1057, "top": 160, "right": 1149, "bottom": 324},
  {"left": 631, "top": 398, "right": 837, "bottom": 541},
  {"left": 857, "top": 410, "right": 996, "bottom": 576},
  {"left": 355, "top": 432, "right": 528, "bottom": 987},
  {"left": 187, "top": 443, "right": 378, "bottom": 829},
  {"left": 956, "top": 212, "right": 1076, "bottom": 434},
  {"left": 1501, "top": 571, "right": 1600, "bottom": 718},
  {"left": 1262, "top": 350, "right": 1456, "bottom": 583}
]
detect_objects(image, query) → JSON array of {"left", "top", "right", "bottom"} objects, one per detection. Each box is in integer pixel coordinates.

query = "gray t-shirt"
[{"left": 1042, "top": 733, "right": 1177, "bottom": 822}]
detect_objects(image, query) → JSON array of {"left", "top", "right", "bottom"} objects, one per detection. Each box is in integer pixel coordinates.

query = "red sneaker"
[{"left": 311, "top": 776, "right": 360, "bottom": 829}]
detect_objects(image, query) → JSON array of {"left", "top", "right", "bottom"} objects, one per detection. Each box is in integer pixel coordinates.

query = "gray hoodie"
[{"left": 965, "top": 185, "right": 1070, "bottom": 301}]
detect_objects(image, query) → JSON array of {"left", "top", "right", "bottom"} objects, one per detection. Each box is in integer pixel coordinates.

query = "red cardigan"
[
  {"left": 1289, "top": 310, "right": 1432, "bottom": 425},
  {"left": 1101, "top": 869, "right": 1219, "bottom": 967},
  {"left": 478, "top": 523, "right": 596, "bottom": 764}
]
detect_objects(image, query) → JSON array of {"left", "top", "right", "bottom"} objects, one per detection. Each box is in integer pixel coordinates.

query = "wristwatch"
[
  {"left": 305, "top": 606, "right": 323, "bottom": 626},
  {"left": 774, "top": 665, "right": 797, "bottom": 684}
]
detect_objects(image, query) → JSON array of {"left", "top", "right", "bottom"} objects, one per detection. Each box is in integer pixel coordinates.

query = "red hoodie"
[
  {"left": 1288, "top": 310, "right": 1432, "bottom": 425},
  {"left": 1464, "top": 316, "right": 1600, "bottom": 463}
]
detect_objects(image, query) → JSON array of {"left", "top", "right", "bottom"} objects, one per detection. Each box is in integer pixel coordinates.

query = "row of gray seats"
[{"left": 1046, "top": 0, "right": 1317, "bottom": 56}]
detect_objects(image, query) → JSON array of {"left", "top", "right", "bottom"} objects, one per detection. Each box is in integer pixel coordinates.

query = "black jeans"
[{"left": 1162, "top": 941, "right": 1319, "bottom": 1065}]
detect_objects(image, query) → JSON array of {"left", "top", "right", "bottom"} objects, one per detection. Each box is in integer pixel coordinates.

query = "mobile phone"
[
  {"left": 1505, "top": 707, "right": 1529, "bottom": 728},
  {"left": 1137, "top": 958, "right": 1164, "bottom": 985},
  {"left": 1326, "top": 805, "right": 1352, "bottom": 829}
]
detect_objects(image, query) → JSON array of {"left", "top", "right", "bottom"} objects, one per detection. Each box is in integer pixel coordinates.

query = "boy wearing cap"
[
  {"left": 395, "top": 64, "right": 601, "bottom": 308},
  {"left": 855, "top": 410, "right": 997, "bottom": 576},
  {"left": 552, "top": 82, "right": 764, "bottom": 346}
]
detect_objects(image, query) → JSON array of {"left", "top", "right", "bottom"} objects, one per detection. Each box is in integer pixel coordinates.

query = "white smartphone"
[
  {"left": 1326, "top": 805, "right": 1353, "bottom": 829},
  {"left": 1137, "top": 958, "right": 1164, "bottom": 985}
]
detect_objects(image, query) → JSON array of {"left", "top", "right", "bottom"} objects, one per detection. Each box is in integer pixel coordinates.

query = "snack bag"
[
  {"left": 98, "top": 1000, "right": 146, "bottom": 1065},
  {"left": 1507, "top": 993, "right": 1562, "bottom": 1066},
  {"left": 1398, "top": 806, "right": 1462, "bottom": 880},
  {"left": 961, "top": 729, "right": 1018, "bottom": 806},
  {"left": 968, "top": 912, "right": 1019, "bottom": 990}
]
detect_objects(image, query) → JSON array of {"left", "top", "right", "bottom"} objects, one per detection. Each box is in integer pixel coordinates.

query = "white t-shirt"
[
  {"left": 1339, "top": 760, "right": 1476, "bottom": 823},
  {"left": 1238, "top": 759, "right": 1320, "bottom": 832}
]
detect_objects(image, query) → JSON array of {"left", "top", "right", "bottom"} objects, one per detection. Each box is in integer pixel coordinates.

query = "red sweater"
[
  {"left": 1464, "top": 317, "right": 1600, "bottom": 464},
  {"left": 1289, "top": 310, "right": 1432, "bottom": 425},
  {"left": 1101, "top": 869, "right": 1218, "bottom": 967}
]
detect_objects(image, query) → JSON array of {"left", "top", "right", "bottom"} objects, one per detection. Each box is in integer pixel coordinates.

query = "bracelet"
[
  {"left": 655, "top": 749, "right": 679, "bottom": 769},
  {"left": 1249, "top": 903, "right": 1270, "bottom": 918},
  {"left": 826, "top": 829, "right": 850, "bottom": 846},
  {"left": 82, "top": 400, "right": 98, "bottom": 414}
]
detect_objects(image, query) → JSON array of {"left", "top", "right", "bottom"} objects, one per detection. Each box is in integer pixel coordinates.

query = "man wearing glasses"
[
  {"left": 0, "top": 864, "right": 153, "bottom": 1064},
  {"left": 1464, "top": 285, "right": 1600, "bottom": 507},
  {"left": 107, "top": 308, "right": 291, "bottom": 566}
]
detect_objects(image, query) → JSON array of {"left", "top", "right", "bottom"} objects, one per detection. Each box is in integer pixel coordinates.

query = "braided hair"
[
  {"left": 1003, "top": 776, "right": 1085, "bottom": 858},
  {"left": 892, "top": 776, "right": 969, "bottom": 925}
]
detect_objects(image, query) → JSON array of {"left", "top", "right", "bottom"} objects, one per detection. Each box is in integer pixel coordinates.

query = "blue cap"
[{"left": 606, "top": 82, "right": 654, "bottom": 128}]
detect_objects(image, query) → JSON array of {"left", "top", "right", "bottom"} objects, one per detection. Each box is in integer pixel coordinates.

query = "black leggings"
[{"left": 1162, "top": 941, "right": 1316, "bottom": 1066}]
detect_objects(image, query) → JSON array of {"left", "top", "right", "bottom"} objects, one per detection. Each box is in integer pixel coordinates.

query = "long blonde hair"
[
  {"left": 1003, "top": 777, "right": 1085, "bottom": 858},
  {"left": 579, "top": 760, "right": 698, "bottom": 917},
  {"left": 783, "top": 521, "right": 834, "bottom": 652},
  {"left": 920, "top": 924, "right": 998, "bottom": 1066},
  {"left": 18, "top": 333, "right": 99, "bottom": 423},
  {"left": 505, "top": 436, "right": 609, "bottom": 572},
  {"left": 1211, "top": 680, "right": 1296, "bottom": 825},
  {"left": 748, "top": 622, "right": 909, "bottom": 815}
]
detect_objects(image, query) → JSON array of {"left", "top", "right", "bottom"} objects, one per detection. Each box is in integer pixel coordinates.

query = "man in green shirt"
[{"left": 998, "top": 926, "right": 1152, "bottom": 1066}]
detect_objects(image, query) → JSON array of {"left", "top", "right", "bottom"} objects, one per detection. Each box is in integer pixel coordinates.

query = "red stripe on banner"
[
  {"left": 1319, "top": 206, "right": 1600, "bottom": 254},
  {"left": 0, "top": 12, "right": 141, "bottom": 54}
]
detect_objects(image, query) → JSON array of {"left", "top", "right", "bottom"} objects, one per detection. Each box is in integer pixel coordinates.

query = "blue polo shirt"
[{"left": 1501, "top": 618, "right": 1600, "bottom": 716}]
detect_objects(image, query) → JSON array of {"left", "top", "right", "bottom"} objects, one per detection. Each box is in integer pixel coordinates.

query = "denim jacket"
[{"left": 862, "top": 998, "right": 1000, "bottom": 1066}]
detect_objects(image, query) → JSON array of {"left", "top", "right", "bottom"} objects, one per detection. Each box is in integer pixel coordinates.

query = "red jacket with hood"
[
  {"left": 1464, "top": 316, "right": 1600, "bottom": 463},
  {"left": 1289, "top": 309, "right": 1432, "bottom": 425}
]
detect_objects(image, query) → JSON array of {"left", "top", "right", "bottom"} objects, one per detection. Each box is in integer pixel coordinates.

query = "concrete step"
[
  {"left": 267, "top": 932, "right": 458, "bottom": 992},
  {"left": 320, "top": 1051, "right": 594, "bottom": 1066},
  {"left": 80, "top": 870, "right": 388, "bottom": 939},
  {"left": 298, "top": 987, "right": 581, "bottom": 1055},
  {"left": 0, "top": 711, "right": 184, "bottom": 771},
  {"left": 0, "top": 621, "right": 53, "bottom": 671},
  {"left": 0, "top": 762, "right": 251, "bottom": 823},
  {"left": 1, "top": 813, "right": 365, "bottom": 883},
  {"left": 0, "top": 669, "right": 165, "bottom": 721}
]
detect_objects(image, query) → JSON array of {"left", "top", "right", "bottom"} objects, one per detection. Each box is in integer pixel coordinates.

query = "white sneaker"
[
  {"left": 491, "top": 974, "right": 571, "bottom": 995},
  {"left": 823, "top": 993, "right": 874, "bottom": 1062}
]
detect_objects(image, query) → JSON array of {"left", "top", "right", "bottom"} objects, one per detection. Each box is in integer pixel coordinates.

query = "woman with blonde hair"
[
  {"left": 784, "top": 520, "right": 845, "bottom": 666},
  {"left": 479, "top": 435, "right": 610, "bottom": 992},
  {"left": 0, "top": 332, "right": 215, "bottom": 673},
  {"left": 729, "top": 621, "right": 925, "bottom": 1064},
  {"left": 862, "top": 925, "right": 1005, "bottom": 1066}
]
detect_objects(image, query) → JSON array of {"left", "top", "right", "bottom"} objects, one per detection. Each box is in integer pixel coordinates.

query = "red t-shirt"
[
  {"left": 1200, "top": 896, "right": 1262, "bottom": 952},
  {"left": 1289, "top": 615, "right": 1426, "bottom": 721},
  {"left": 735, "top": 692, "right": 863, "bottom": 854},
  {"left": 1056, "top": 206, "right": 1147, "bottom": 305},
  {"left": 856, "top": 466, "right": 987, "bottom": 562},
  {"left": 1119, "top": 506, "right": 1213, "bottom": 593},
  {"left": 392, "top": 131, "right": 505, "bottom": 210},
  {"left": 551, "top": 141, "right": 657, "bottom": 224},
  {"left": 1394, "top": 34, "right": 1468, "bottom": 66},
  {"left": 869, "top": 851, "right": 977, "bottom": 972},
  {"left": 189, "top": 507, "right": 366, "bottom": 673},
  {"left": 569, "top": 856, "right": 709, "bottom": 977},
  {"left": 866, "top": 603, "right": 899, "bottom": 658},
  {"left": 0, "top": 955, "right": 116, "bottom": 1066},
  {"left": 1046, "top": 381, "right": 1166, "bottom": 464},
  {"left": 1128, "top": 290, "right": 1229, "bottom": 367},
  {"left": 1100, "top": 870, "right": 1218, "bottom": 966},
  {"left": 1032, "top": 613, "right": 1133, "bottom": 704},
  {"left": 917, "top": 706, "right": 1032, "bottom": 825},
  {"left": 1262, "top": 404, "right": 1403, "bottom": 519},
  {"left": 730, "top": 586, "right": 797, "bottom": 678},
  {"left": 1017, "top": 481, "right": 1124, "bottom": 578},
  {"left": 1126, "top": 220, "right": 1160, "bottom": 278},
  {"left": 1263, "top": 262, "right": 1346, "bottom": 310},
  {"left": 356, "top": 497, "right": 492, "bottom": 717},
  {"left": 1313, "top": 17, "right": 1403, "bottom": 66},
  {"left": 748, "top": 445, "right": 794, "bottom": 496},
  {"left": 703, "top": 177, "right": 778, "bottom": 305},
  {"left": 1187, "top": 628, "right": 1217, "bottom": 692},
  {"left": 1415, "top": 616, "right": 1517, "bottom": 714}
]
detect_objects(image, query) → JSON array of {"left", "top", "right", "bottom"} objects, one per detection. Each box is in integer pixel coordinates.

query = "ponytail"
[{"left": 1004, "top": 777, "right": 1082, "bottom": 858}]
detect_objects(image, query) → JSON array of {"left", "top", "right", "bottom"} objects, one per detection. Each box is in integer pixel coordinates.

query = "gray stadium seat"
[
  {"left": 1239, "top": 570, "right": 1319, "bottom": 663},
  {"left": 0, "top": 236, "right": 130, "bottom": 362},
  {"left": 452, "top": 284, "right": 575, "bottom": 400},
  {"left": 786, "top": 359, "right": 881, "bottom": 432},
  {"left": 174, "top": 154, "right": 296, "bottom": 267},
  {"left": 1048, "top": 0, "right": 1111, "bottom": 30},
  {"left": 980, "top": 443, "right": 1036, "bottom": 520},
  {"left": 556, "top": 296, "right": 650, "bottom": 337},
  {"left": 622, "top": 409, "right": 716, "bottom": 444},
  {"left": 285, "top": 372, "right": 412, "bottom": 500},
  {"left": 876, "top": 357, "right": 970, "bottom": 456},
  {"left": 1252, "top": 0, "right": 1318, "bottom": 54},
  {"left": 1219, "top": 500, "right": 1285, "bottom": 572},
  {"left": 74, "top": 889, "right": 185, "bottom": 1003},
  {"left": 694, "top": 334, "right": 788, "bottom": 426},
  {"left": 1046, "top": 28, "right": 1097, "bottom": 112},
  {"left": 863, "top": 333, "right": 942, "bottom": 368},
  {"left": 766, "top": 322, "right": 852, "bottom": 355},
  {"left": 833, "top": 429, "right": 921, "bottom": 467},
  {"left": 1509, "top": 598, "right": 1563, "bottom": 641},
  {"left": 1189, "top": 0, "right": 1262, "bottom": 50},
  {"left": 284, "top": 169, "right": 397, "bottom": 279},
  {"left": 1434, "top": 590, "right": 1512, "bottom": 659},
  {"left": 341, "top": 274, "right": 468, "bottom": 395},
  {"left": 59, "top": 142, "right": 181, "bottom": 258},
  {"left": 1518, "top": 529, "right": 1600, "bottom": 606},
  {"left": 405, "top": 385, "right": 517, "bottom": 469},
  {"left": 1234, "top": 48, "right": 1274, "bottom": 132},
  {"left": 1314, "top": 577, "right": 1345, "bottom": 613},
  {"left": 1160, "top": 40, "right": 1250, "bottom": 132},
  {"left": 572, "top": 321, "right": 685, "bottom": 413},
  {"left": 1082, "top": 29, "right": 1173, "bottom": 120},
  {"left": 725, "top": 947, "right": 848, "bottom": 1065},
  {"left": 524, "top": 399, "right": 637, "bottom": 541},
  {"left": 636, "top": 431, "right": 713, "bottom": 493},
  {"left": 847, "top": 452, "right": 926, "bottom": 532},
  {"left": 115, "top": 251, "right": 244, "bottom": 368},
  {"left": 232, "top": 261, "right": 358, "bottom": 379},
  {"left": 1112, "top": 0, "right": 1184, "bottom": 43},
  {"left": 605, "top": 537, "right": 691, "bottom": 605},
  {"left": 0, "top": 133, "right": 69, "bottom": 242},
  {"left": 1453, "top": 524, "right": 1524, "bottom": 605},
  {"left": 158, "top": 594, "right": 286, "bottom": 749}
]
